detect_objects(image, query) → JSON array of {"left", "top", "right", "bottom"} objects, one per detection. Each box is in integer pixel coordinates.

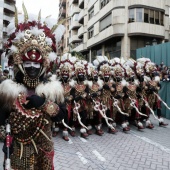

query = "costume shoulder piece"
[
  {"left": 0, "top": 79, "right": 27, "bottom": 110},
  {"left": 35, "top": 80, "right": 64, "bottom": 103}
]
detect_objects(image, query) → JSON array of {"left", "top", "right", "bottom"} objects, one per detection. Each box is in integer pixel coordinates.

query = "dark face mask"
[
  {"left": 25, "top": 67, "right": 41, "bottom": 79},
  {"left": 62, "top": 75, "right": 69, "bottom": 83},
  {"left": 115, "top": 77, "right": 121, "bottom": 82},
  {"left": 78, "top": 74, "right": 85, "bottom": 82},
  {"left": 139, "top": 75, "right": 144, "bottom": 82},
  {"left": 104, "top": 76, "right": 109, "bottom": 82},
  {"left": 93, "top": 76, "right": 98, "bottom": 82},
  {"left": 128, "top": 77, "right": 134, "bottom": 82}
]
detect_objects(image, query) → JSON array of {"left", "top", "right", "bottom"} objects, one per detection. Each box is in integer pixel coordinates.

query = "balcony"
[
  {"left": 78, "top": 25, "right": 87, "bottom": 38},
  {"left": 70, "top": 6, "right": 80, "bottom": 16},
  {"left": 128, "top": 22, "right": 164, "bottom": 38},
  {"left": 73, "top": 42, "right": 87, "bottom": 52},
  {"left": 69, "top": 35, "right": 81, "bottom": 43},
  {"left": 70, "top": 21, "right": 81, "bottom": 30},
  {"left": 78, "top": 9, "right": 85, "bottom": 24},
  {"left": 79, "top": 0, "right": 84, "bottom": 9},
  {"left": 4, "top": 2, "right": 15, "bottom": 13},
  {"left": 3, "top": 14, "right": 12, "bottom": 22}
]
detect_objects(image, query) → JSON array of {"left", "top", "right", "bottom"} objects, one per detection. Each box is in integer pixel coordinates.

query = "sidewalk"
[{"left": 0, "top": 115, "right": 170, "bottom": 170}]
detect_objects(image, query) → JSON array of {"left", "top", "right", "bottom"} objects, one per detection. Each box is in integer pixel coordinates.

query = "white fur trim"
[
  {"left": 121, "top": 79, "right": 127, "bottom": 87},
  {"left": 63, "top": 131, "right": 69, "bottom": 137},
  {"left": 154, "top": 76, "right": 160, "bottom": 82},
  {"left": 97, "top": 78, "right": 103, "bottom": 89},
  {"left": 146, "top": 120, "right": 151, "bottom": 126},
  {"left": 69, "top": 79, "right": 76, "bottom": 87},
  {"left": 80, "top": 128, "right": 86, "bottom": 133},
  {"left": 35, "top": 80, "right": 64, "bottom": 103},
  {"left": 48, "top": 52, "right": 57, "bottom": 62},
  {"left": 144, "top": 76, "right": 151, "bottom": 82},
  {"left": 125, "top": 121, "right": 129, "bottom": 126},
  {"left": 122, "top": 123, "right": 127, "bottom": 128},
  {"left": 54, "top": 127, "right": 59, "bottom": 132},
  {"left": 158, "top": 118, "right": 164, "bottom": 123},
  {"left": 112, "top": 122, "right": 116, "bottom": 128},
  {"left": 87, "top": 125, "right": 92, "bottom": 130},
  {"left": 138, "top": 122, "right": 143, "bottom": 127},
  {"left": 0, "top": 79, "right": 27, "bottom": 98}
]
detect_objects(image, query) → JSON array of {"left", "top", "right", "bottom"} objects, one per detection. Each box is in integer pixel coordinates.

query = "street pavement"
[{"left": 1, "top": 115, "right": 170, "bottom": 170}]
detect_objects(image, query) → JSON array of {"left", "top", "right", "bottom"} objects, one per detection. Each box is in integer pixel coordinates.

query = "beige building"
[{"left": 59, "top": 0, "right": 170, "bottom": 61}]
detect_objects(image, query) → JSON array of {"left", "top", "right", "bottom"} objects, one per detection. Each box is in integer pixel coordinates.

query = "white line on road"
[
  {"left": 76, "top": 152, "right": 88, "bottom": 164},
  {"left": 78, "top": 136, "right": 87, "bottom": 143},
  {"left": 131, "top": 130, "right": 170, "bottom": 154},
  {"left": 92, "top": 150, "right": 106, "bottom": 162}
]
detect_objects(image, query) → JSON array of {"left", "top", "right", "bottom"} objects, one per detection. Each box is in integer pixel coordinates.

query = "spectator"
[{"left": 0, "top": 69, "right": 9, "bottom": 83}]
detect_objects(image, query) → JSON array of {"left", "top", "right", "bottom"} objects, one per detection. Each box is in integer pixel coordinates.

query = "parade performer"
[
  {"left": 126, "top": 59, "right": 154, "bottom": 129},
  {"left": 93, "top": 56, "right": 117, "bottom": 134},
  {"left": 86, "top": 63, "right": 104, "bottom": 136},
  {"left": 137, "top": 58, "right": 168, "bottom": 126},
  {"left": 0, "top": 5, "right": 66, "bottom": 170},
  {"left": 52, "top": 53, "right": 77, "bottom": 141},
  {"left": 123, "top": 62, "right": 146, "bottom": 130},
  {"left": 70, "top": 60, "right": 90, "bottom": 138},
  {"left": 109, "top": 58, "right": 130, "bottom": 132}
]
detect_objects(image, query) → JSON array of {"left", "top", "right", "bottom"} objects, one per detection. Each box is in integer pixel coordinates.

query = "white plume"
[{"left": 48, "top": 52, "right": 57, "bottom": 62}]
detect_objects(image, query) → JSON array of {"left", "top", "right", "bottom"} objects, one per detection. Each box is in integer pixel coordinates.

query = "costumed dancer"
[
  {"left": 70, "top": 60, "right": 90, "bottom": 138},
  {"left": 109, "top": 58, "right": 130, "bottom": 132},
  {"left": 52, "top": 53, "right": 77, "bottom": 141},
  {"left": 126, "top": 59, "right": 154, "bottom": 129},
  {"left": 137, "top": 58, "right": 168, "bottom": 126},
  {"left": 86, "top": 63, "right": 104, "bottom": 136},
  {"left": 93, "top": 56, "right": 117, "bottom": 134},
  {"left": 0, "top": 5, "right": 66, "bottom": 170},
  {"left": 123, "top": 62, "right": 146, "bottom": 130}
]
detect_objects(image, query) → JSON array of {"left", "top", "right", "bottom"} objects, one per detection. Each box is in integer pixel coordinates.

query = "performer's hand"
[
  {"left": 91, "top": 93, "right": 97, "bottom": 98},
  {"left": 23, "top": 95, "right": 45, "bottom": 109},
  {"left": 103, "top": 84, "right": 110, "bottom": 90},
  {"left": 75, "top": 96, "right": 82, "bottom": 102}
]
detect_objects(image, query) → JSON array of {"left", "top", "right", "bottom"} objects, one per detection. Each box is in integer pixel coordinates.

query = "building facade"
[
  {"left": 0, "top": 0, "right": 15, "bottom": 67},
  {"left": 59, "top": 0, "right": 170, "bottom": 61}
]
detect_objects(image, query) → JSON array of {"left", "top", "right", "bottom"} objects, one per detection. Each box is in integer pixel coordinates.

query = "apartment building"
[
  {"left": 0, "top": 0, "right": 15, "bottom": 66},
  {"left": 59, "top": 0, "right": 170, "bottom": 61}
]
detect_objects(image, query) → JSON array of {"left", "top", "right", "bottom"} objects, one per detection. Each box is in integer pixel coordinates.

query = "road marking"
[
  {"left": 92, "top": 150, "right": 106, "bottom": 162},
  {"left": 76, "top": 152, "right": 88, "bottom": 164},
  {"left": 78, "top": 136, "right": 87, "bottom": 143},
  {"left": 68, "top": 138, "right": 73, "bottom": 144},
  {"left": 131, "top": 130, "right": 170, "bottom": 154}
]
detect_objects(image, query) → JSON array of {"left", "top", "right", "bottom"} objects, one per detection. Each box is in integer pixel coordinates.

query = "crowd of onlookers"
[{"left": 156, "top": 62, "right": 170, "bottom": 81}]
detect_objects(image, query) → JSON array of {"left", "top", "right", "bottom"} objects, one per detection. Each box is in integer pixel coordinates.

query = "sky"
[{"left": 16, "top": 0, "right": 59, "bottom": 20}]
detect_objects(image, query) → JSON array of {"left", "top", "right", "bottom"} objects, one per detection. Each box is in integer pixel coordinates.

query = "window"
[
  {"left": 160, "top": 12, "right": 164, "bottom": 25},
  {"left": 144, "top": 9, "right": 149, "bottom": 23},
  {"left": 100, "top": 0, "right": 111, "bottom": 9},
  {"left": 88, "top": 27, "right": 94, "bottom": 39},
  {"left": 129, "top": 8, "right": 164, "bottom": 26},
  {"left": 150, "top": 10, "right": 154, "bottom": 24},
  {"left": 88, "top": 7, "right": 94, "bottom": 20},
  {"left": 155, "top": 11, "right": 159, "bottom": 24},
  {"left": 136, "top": 8, "right": 143, "bottom": 22},
  {"left": 100, "top": 13, "right": 112, "bottom": 31},
  {"left": 129, "top": 9, "right": 135, "bottom": 22}
]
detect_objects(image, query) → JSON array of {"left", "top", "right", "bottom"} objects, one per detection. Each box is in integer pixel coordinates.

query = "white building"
[
  {"left": 0, "top": 0, "right": 15, "bottom": 68},
  {"left": 59, "top": 0, "right": 170, "bottom": 61}
]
